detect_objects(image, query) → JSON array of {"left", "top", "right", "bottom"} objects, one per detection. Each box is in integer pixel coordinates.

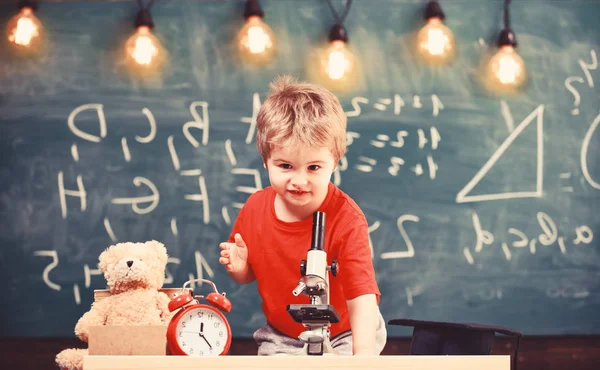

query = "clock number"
[
  {"left": 197, "top": 312, "right": 204, "bottom": 318},
  {"left": 216, "top": 340, "right": 220, "bottom": 347},
  {"left": 214, "top": 322, "right": 220, "bottom": 328},
  {"left": 189, "top": 348, "right": 194, "bottom": 354},
  {"left": 208, "top": 313, "right": 214, "bottom": 319},
  {"left": 182, "top": 341, "right": 187, "bottom": 347},
  {"left": 219, "top": 331, "right": 223, "bottom": 337},
  {"left": 181, "top": 322, "right": 186, "bottom": 328}
]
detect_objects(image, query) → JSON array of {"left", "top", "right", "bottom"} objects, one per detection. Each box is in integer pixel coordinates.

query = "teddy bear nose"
[{"left": 127, "top": 260, "right": 133, "bottom": 268}]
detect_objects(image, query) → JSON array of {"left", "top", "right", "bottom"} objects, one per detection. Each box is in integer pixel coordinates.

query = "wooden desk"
[{"left": 84, "top": 355, "right": 510, "bottom": 370}]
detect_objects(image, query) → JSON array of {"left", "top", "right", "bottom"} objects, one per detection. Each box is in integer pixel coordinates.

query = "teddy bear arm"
[
  {"left": 157, "top": 292, "right": 174, "bottom": 323},
  {"left": 74, "top": 299, "right": 109, "bottom": 342}
]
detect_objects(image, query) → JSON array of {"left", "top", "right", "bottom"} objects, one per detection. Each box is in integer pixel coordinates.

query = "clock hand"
[
  {"left": 199, "top": 333, "right": 213, "bottom": 349},
  {"left": 200, "top": 322, "right": 204, "bottom": 334}
]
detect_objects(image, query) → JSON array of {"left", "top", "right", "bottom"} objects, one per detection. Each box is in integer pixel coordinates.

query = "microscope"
[{"left": 287, "top": 212, "right": 340, "bottom": 355}]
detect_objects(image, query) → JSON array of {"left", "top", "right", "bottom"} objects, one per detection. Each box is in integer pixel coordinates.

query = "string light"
[
  {"left": 309, "top": 0, "right": 358, "bottom": 91},
  {"left": 237, "top": 0, "right": 276, "bottom": 64},
  {"left": 416, "top": 0, "right": 455, "bottom": 64},
  {"left": 124, "top": 0, "right": 165, "bottom": 74},
  {"left": 485, "top": 0, "right": 526, "bottom": 91},
  {"left": 6, "top": 0, "right": 44, "bottom": 54},
  {"left": 322, "top": 24, "right": 355, "bottom": 81}
]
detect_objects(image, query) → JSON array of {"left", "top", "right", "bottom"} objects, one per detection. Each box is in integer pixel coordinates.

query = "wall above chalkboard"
[{"left": 0, "top": 0, "right": 599, "bottom": 338}]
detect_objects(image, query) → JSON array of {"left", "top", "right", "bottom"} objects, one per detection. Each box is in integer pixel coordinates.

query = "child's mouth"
[{"left": 289, "top": 190, "right": 308, "bottom": 197}]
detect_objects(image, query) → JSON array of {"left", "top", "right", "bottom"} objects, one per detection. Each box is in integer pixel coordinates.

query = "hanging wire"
[
  {"left": 134, "top": 0, "right": 156, "bottom": 28},
  {"left": 503, "top": 0, "right": 511, "bottom": 29},
  {"left": 326, "top": 0, "right": 353, "bottom": 25},
  {"left": 136, "top": 0, "right": 155, "bottom": 10}
]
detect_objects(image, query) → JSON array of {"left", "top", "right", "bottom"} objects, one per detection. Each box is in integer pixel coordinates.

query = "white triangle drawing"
[{"left": 456, "top": 105, "right": 545, "bottom": 203}]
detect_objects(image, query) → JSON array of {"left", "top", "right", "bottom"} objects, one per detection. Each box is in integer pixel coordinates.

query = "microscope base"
[
  {"left": 288, "top": 337, "right": 340, "bottom": 356},
  {"left": 289, "top": 321, "right": 341, "bottom": 356}
]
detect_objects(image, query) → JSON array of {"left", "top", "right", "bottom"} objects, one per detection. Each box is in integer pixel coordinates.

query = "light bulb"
[
  {"left": 416, "top": 17, "right": 455, "bottom": 63},
  {"left": 487, "top": 45, "right": 526, "bottom": 89},
  {"left": 322, "top": 40, "right": 356, "bottom": 81},
  {"left": 125, "top": 25, "right": 164, "bottom": 72},
  {"left": 308, "top": 24, "right": 359, "bottom": 92},
  {"left": 6, "top": 6, "right": 43, "bottom": 52},
  {"left": 238, "top": 15, "right": 276, "bottom": 64}
]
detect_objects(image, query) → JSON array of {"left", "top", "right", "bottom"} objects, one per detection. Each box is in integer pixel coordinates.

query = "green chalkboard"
[{"left": 0, "top": 0, "right": 599, "bottom": 338}]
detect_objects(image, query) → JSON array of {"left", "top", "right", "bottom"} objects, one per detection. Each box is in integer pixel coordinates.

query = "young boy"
[{"left": 219, "top": 76, "right": 386, "bottom": 356}]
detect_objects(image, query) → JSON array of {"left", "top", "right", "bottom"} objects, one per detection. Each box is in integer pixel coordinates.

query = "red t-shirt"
[{"left": 229, "top": 182, "right": 380, "bottom": 339}]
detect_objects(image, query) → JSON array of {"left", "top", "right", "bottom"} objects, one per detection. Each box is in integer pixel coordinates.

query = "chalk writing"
[
  {"left": 111, "top": 176, "right": 159, "bottom": 215},
  {"left": 35, "top": 248, "right": 217, "bottom": 304},
  {"left": 463, "top": 212, "right": 594, "bottom": 264},
  {"left": 578, "top": 49, "right": 598, "bottom": 88},
  {"left": 581, "top": 112, "right": 600, "bottom": 189},
  {"left": 68, "top": 104, "right": 107, "bottom": 143},
  {"left": 137, "top": 107, "right": 157, "bottom": 143},
  {"left": 412, "top": 95, "right": 422, "bottom": 109},
  {"left": 58, "top": 171, "right": 87, "bottom": 219},
  {"left": 564, "top": 49, "right": 597, "bottom": 115},
  {"left": 367, "top": 221, "right": 381, "bottom": 259},
  {"left": 404, "top": 285, "right": 424, "bottom": 306},
  {"left": 71, "top": 144, "right": 79, "bottom": 162},
  {"left": 37, "top": 93, "right": 597, "bottom": 308},
  {"left": 565, "top": 77, "right": 585, "bottom": 116},
  {"left": 380, "top": 214, "right": 420, "bottom": 259},
  {"left": 184, "top": 176, "right": 210, "bottom": 224},
  {"left": 417, "top": 128, "right": 440, "bottom": 150},
  {"left": 103, "top": 218, "right": 117, "bottom": 242},
  {"left": 345, "top": 94, "right": 443, "bottom": 118},
  {"left": 388, "top": 156, "right": 405, "bottom": 176},
  {"left": 121, "top": 137, "right": 131, "bottom": 162},
  {"left": 225, "top": 139, "right": 237, "bottom": 166},
  {"left": 33, "top": 250, "right": 61, "bottom": 291},
  {"left": 240, "top": 93, "right": 261, "bottom": 144},
  {"left": 456, "top": 105, "right": 544, "bottom": 203},
  {"left": 355, "top": 156, "right": 377, "bottom": 173},
  {"left": 546, "top": 286, "right": 590, "bottom": 300},
  {"left": 183, "top": 101, "right": 210, "bottom": 147},
  {"left": 168, "top": 135, "right": 181, "bottom": 170},
  {"left": 500, "top": 100, "right": 515, "bottom": 131}
]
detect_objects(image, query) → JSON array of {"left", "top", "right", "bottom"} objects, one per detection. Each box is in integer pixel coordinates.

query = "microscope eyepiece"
[{"left": 310, "top": 212, "right": 326, "bottom": 251}]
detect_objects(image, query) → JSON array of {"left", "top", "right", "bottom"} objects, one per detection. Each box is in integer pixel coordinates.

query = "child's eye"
[
  {"left": 279, "top": 163, "right": 292, "bottom": 170},
  {"left": 308, "top": 165, "right": 320, "bottom": 171}
]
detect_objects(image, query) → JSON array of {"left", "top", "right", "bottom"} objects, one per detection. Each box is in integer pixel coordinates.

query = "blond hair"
[{"left": 256, "top": 75, "right": 347, "bottom": 163}]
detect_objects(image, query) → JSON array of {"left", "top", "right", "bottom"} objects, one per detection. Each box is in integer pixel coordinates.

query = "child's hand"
[{"left": 219, "top": 233, "right": 249, "bottom": 273}]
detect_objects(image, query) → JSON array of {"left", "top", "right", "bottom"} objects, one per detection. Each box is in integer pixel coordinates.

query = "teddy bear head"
[{"left": 98, "top": 240, "right": 168, "bottom": 293}]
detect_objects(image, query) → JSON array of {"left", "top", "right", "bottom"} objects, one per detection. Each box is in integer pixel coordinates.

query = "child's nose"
[{"left": 290, "top": 172, "right": 308, "bottom": 185}]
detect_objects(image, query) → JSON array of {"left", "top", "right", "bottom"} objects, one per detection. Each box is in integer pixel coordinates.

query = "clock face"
[{"left": 174, "top": 306, "right": 230, "bottom": 356}]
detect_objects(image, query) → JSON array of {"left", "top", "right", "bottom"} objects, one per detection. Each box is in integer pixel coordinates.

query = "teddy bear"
[{"left": 55, "top": 240, "right": 173, "bottom": 370}]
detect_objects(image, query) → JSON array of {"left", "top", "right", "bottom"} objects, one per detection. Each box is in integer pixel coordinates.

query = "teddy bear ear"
[
  {"left": 150, "top": 240, "right": 168, "bottom": 265},
  {"left": 98, "top": 244, "right": 115, "bottom": 272}
]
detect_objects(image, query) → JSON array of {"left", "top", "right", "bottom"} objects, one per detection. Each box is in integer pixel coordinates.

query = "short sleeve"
[
  {"left": 334, "top": 216, "right": 380, "bottom": 301},
  {"left": 228, "top": 204, "right": 246, "bottom": 243}
]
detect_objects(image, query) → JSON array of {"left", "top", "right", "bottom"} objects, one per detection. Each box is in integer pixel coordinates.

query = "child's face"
[{"left": 266, "top": 144, "right": 336, "bottom": 219}]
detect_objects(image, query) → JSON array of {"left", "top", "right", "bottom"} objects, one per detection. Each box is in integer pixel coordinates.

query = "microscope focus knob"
[
  {"left": 330, "top": 260, "right": 338, "bottom": 277},
  {"left": 300, "top": 259, "right": 307, "bottom": 276}
]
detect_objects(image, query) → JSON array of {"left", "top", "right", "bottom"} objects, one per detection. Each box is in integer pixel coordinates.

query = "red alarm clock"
[{"left": 166, "top": 278, "right": 232, "bottom": 356}]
